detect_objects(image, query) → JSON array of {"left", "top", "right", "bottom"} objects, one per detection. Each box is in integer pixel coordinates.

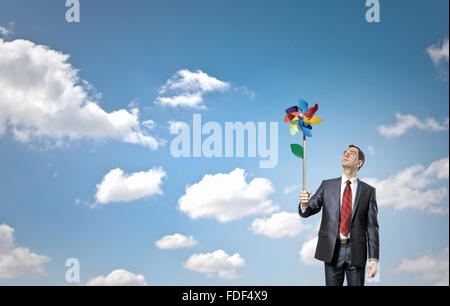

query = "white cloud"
[
  {"left": 0, "top": 23, "right": 13, "bottom": 38},
  {"left": 427, "top": 37, "right": 449, "bottom": 67},
  {"left": 94, "top": 167, "right": 166, "bottom": 206},
  {"left": 154, "top": 69, "right": 255, "bottom": 109},
  {"left": 0, "top": 224, "right": 50, "bottom": 279},
  {"left": 377, "top": 113, "right": 449, "bottom": 138},
  {"left": 86, "top": 269, "right": 147, "bottom": 286},
  {"left": 367, "top": 145, "right": 375, "bottom": 155},
  {"left": 0, "top": 27, "right": 7, "bottom": 36},
  {"left": 154, "top": 69, "right": 230, "bottom": 109},
  {"left": 250, "top": 211, "right": 312, "bottom": 239},
  {"left": 178, "top": 168, "right": 278, "bottom": 223},
  {"left": 234, "top": 86, "right": 256, "bottom": 99},
  {"left": 184, "top": 249, "right": 245, "bottom": 279},
  {"left": 283, "top": 184, "right": 300, "bottom": 195},
  {"left": 396, "top": 247, "right": 449, "bottom": 286},
  {"left": 362, "top": 156, "right": 449, "bottom": 214},
  {"left": 155, "top": 233, "right": 198, "bottom": 250},
  {"left": 298, "top": 237, "right": 321, "bottom": 266},
  {"left": 0, "top": 39, "right": 162, "bottom": 149}
]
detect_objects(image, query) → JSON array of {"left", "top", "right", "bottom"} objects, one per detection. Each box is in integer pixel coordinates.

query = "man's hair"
[{"left": 348, "top": 144, "right": 365, "bottom": 171}]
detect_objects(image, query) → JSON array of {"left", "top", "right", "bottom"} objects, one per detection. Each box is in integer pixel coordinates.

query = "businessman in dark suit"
[{"left": 299, "top": 145, "right": 379, "bottom": 286}]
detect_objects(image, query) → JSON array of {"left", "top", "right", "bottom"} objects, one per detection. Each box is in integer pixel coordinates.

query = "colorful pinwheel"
[{"left": 284, "top": 98, "right": 323, "bottom": 190}]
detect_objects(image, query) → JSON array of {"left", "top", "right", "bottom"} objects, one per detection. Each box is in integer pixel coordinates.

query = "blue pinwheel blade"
[
  {"left": 298, "top": 99, "right": 309, "bottom": 114},
  {"left": 300, "top": 121, "right": 313, "bottom": 137},
  {"left": 302, "top": 122, "right": 312, "bottom": 130}
]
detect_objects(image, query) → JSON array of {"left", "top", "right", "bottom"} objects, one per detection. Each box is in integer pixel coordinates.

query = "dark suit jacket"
[{"left": 298, "top": 177, "right": 379, "bottom": 267}]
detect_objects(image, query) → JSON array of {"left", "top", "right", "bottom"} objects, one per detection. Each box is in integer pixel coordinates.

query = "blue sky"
[{"left": 0, "top": 0, "right": 448, "bottom": 285}]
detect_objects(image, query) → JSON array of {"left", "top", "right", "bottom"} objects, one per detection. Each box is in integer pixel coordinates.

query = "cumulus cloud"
[
  {"left": 0, "top": 224, "right": 50, "bottom": 279},
  {"left": 377, "top": 113, "right": 449, "bottom": 138},
  {"left": 155, "top": 233, "right": 198, "bottom": 250},
  {"left": 427, "top": 37, "right": 449, "bottom": 67},
  {"left": 396, "top": 247, "right": 449, "bottom": 286},
  {"left": 250, "top": 212, "right": 312, "bottom": 239},
  {"left": 233, "top": 86, "right": 256, "bottom": 99},
  {"left": 362, "top": 156, "right": 449, "bottom": 214},
  {"left": 184, "top": 249, "right": 245, "bottom": 279},
  {"left": 154, "top": 69, "right": 255, "bottom": 109},
  {"left": 86, "top": 269, "right": 147, "bottom": 286},
  {"left": 154, "top": 69, "right": 230, "bottom": 109},
  {"left": 0, "top": 27, "right": 7, "bottom": 36},
  {"left": 94, "top": 167, "right": 166, "bottom": 206},
  {"left": 298, "top": 237, "right": 321, "bottom": 266},
  {"left": 283, "top": 184, "right": 300, "bottom": 195},
  {"left": 0, "top": 23, "right": 13, "bottom": 38},
  {"left": 0, "top": 39, "right": 162, "bottom": 149},
  {"left": 178, "top": 168, "right": 279, "bottom": 223}
]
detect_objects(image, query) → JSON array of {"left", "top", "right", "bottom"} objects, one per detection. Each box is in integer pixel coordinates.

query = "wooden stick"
[{"left": 303, "top": 134, "right": 306, "bottom": 191}]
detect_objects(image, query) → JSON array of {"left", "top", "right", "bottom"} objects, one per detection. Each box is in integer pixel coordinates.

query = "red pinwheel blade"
[{"left": 304, "top": 104, "right": 318, "bottom": 118}]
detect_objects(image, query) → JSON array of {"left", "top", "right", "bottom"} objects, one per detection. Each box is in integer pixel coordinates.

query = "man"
[{"left": 299, "top": 145, "right": 379, "bottom": 286}]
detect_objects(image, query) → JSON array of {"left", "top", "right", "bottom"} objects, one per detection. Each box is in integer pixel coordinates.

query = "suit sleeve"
[
  {"left": 298, "top": 180, "right": 325, "bottom": 218},
  {"left": 367, "top": 187, "right": 379, "bottom": 261}
]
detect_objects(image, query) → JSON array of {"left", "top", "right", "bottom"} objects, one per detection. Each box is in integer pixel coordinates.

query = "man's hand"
[
  {"left": 300, "top": 190, "right": 311, "bottom": 208},
  {"left": 366, "top": 261, "right": 378, "bottom": 278}
]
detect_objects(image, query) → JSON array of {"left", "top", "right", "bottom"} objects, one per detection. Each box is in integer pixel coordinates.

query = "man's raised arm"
[{"left": 298, "top": 180, "right": 325, "bottom": 218}]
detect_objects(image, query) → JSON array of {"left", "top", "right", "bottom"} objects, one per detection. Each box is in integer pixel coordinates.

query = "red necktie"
[{"left": 339, "top": 180, "right": 352, "bottom": 236}]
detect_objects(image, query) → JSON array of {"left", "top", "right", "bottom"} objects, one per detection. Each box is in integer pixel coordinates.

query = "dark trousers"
[{"left": 324, "top": 240, "right": 365, "bottom": 286}]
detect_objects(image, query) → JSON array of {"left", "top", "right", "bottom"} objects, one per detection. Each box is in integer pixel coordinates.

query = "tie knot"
[{"left": 346, "top": 180, "right": 351, "bottom": 185}]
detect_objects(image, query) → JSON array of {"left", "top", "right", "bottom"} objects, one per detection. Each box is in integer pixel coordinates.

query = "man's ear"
[{"left": 357, "top": 160, "right": 363, "bottom": 170}]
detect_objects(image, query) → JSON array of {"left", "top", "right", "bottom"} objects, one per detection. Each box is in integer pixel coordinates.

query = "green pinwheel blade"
[
  {"left": 290, "top": 144, "right": 304, "bottom": 159},
  {"left": 289, "top": 119, "right": 301, "bottom": 135}
]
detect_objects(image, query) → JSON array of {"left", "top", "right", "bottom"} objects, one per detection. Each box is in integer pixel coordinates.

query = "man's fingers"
[
  {"left": 366, "top": 264, "right": 377, "bottom": 278},
  {"left": 300, "top": 191, "right": 311, "bottom": 206}
]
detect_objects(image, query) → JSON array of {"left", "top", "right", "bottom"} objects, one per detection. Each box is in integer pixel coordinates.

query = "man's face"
[{"left": 342, "top": 147, "right": 361, "bottom": 170}]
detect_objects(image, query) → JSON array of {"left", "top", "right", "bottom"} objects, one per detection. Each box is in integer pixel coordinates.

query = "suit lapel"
[
  {"left": 351, "top": 178, "right": 363, "bottom": 221},
  {"left": 334, "top": 177, "right": 342, "bottom": 220}
]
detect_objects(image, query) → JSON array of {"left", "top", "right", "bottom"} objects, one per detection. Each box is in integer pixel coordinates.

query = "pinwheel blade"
[
  {"left": 304, "top": 104, "right": 319, "bottom": 118},
  {"left": 284, "top": 114, "right": 293, "bottom": 122},
  {"left": 303, "top": 116, "right": 323, "bottom": 125},
  {"left": 300, "top": 121, "right": 313, "bottom": 137},
  {"left": 298, "top": 99, "right": 309, "bottom": 114},
  {"left": 289, "top": 119, "right": 301, "bottom": 135},
  {"left": 283, "top": 112, "right": 303, "bottom": 122},
  {"left": 285, "top": 106, "right": 299, "bottom": 114}
]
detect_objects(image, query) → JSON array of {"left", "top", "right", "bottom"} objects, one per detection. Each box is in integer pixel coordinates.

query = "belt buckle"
[{"left": 340, "top": 238, "right": 348, "bottom": 245}]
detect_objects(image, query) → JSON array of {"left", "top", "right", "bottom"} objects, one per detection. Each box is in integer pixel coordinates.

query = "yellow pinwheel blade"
[{"left": 303, "top": 116, "right": 323, "bottom": 125}]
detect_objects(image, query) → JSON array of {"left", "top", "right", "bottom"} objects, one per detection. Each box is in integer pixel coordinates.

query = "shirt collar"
[{"left": 342, "top": 174, "right": 358, "bottom": 186}]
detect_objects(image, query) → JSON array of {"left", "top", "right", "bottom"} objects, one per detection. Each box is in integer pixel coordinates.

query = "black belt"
[{"left": 338, "top": 238, "right": 350, "bottom": 245}]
